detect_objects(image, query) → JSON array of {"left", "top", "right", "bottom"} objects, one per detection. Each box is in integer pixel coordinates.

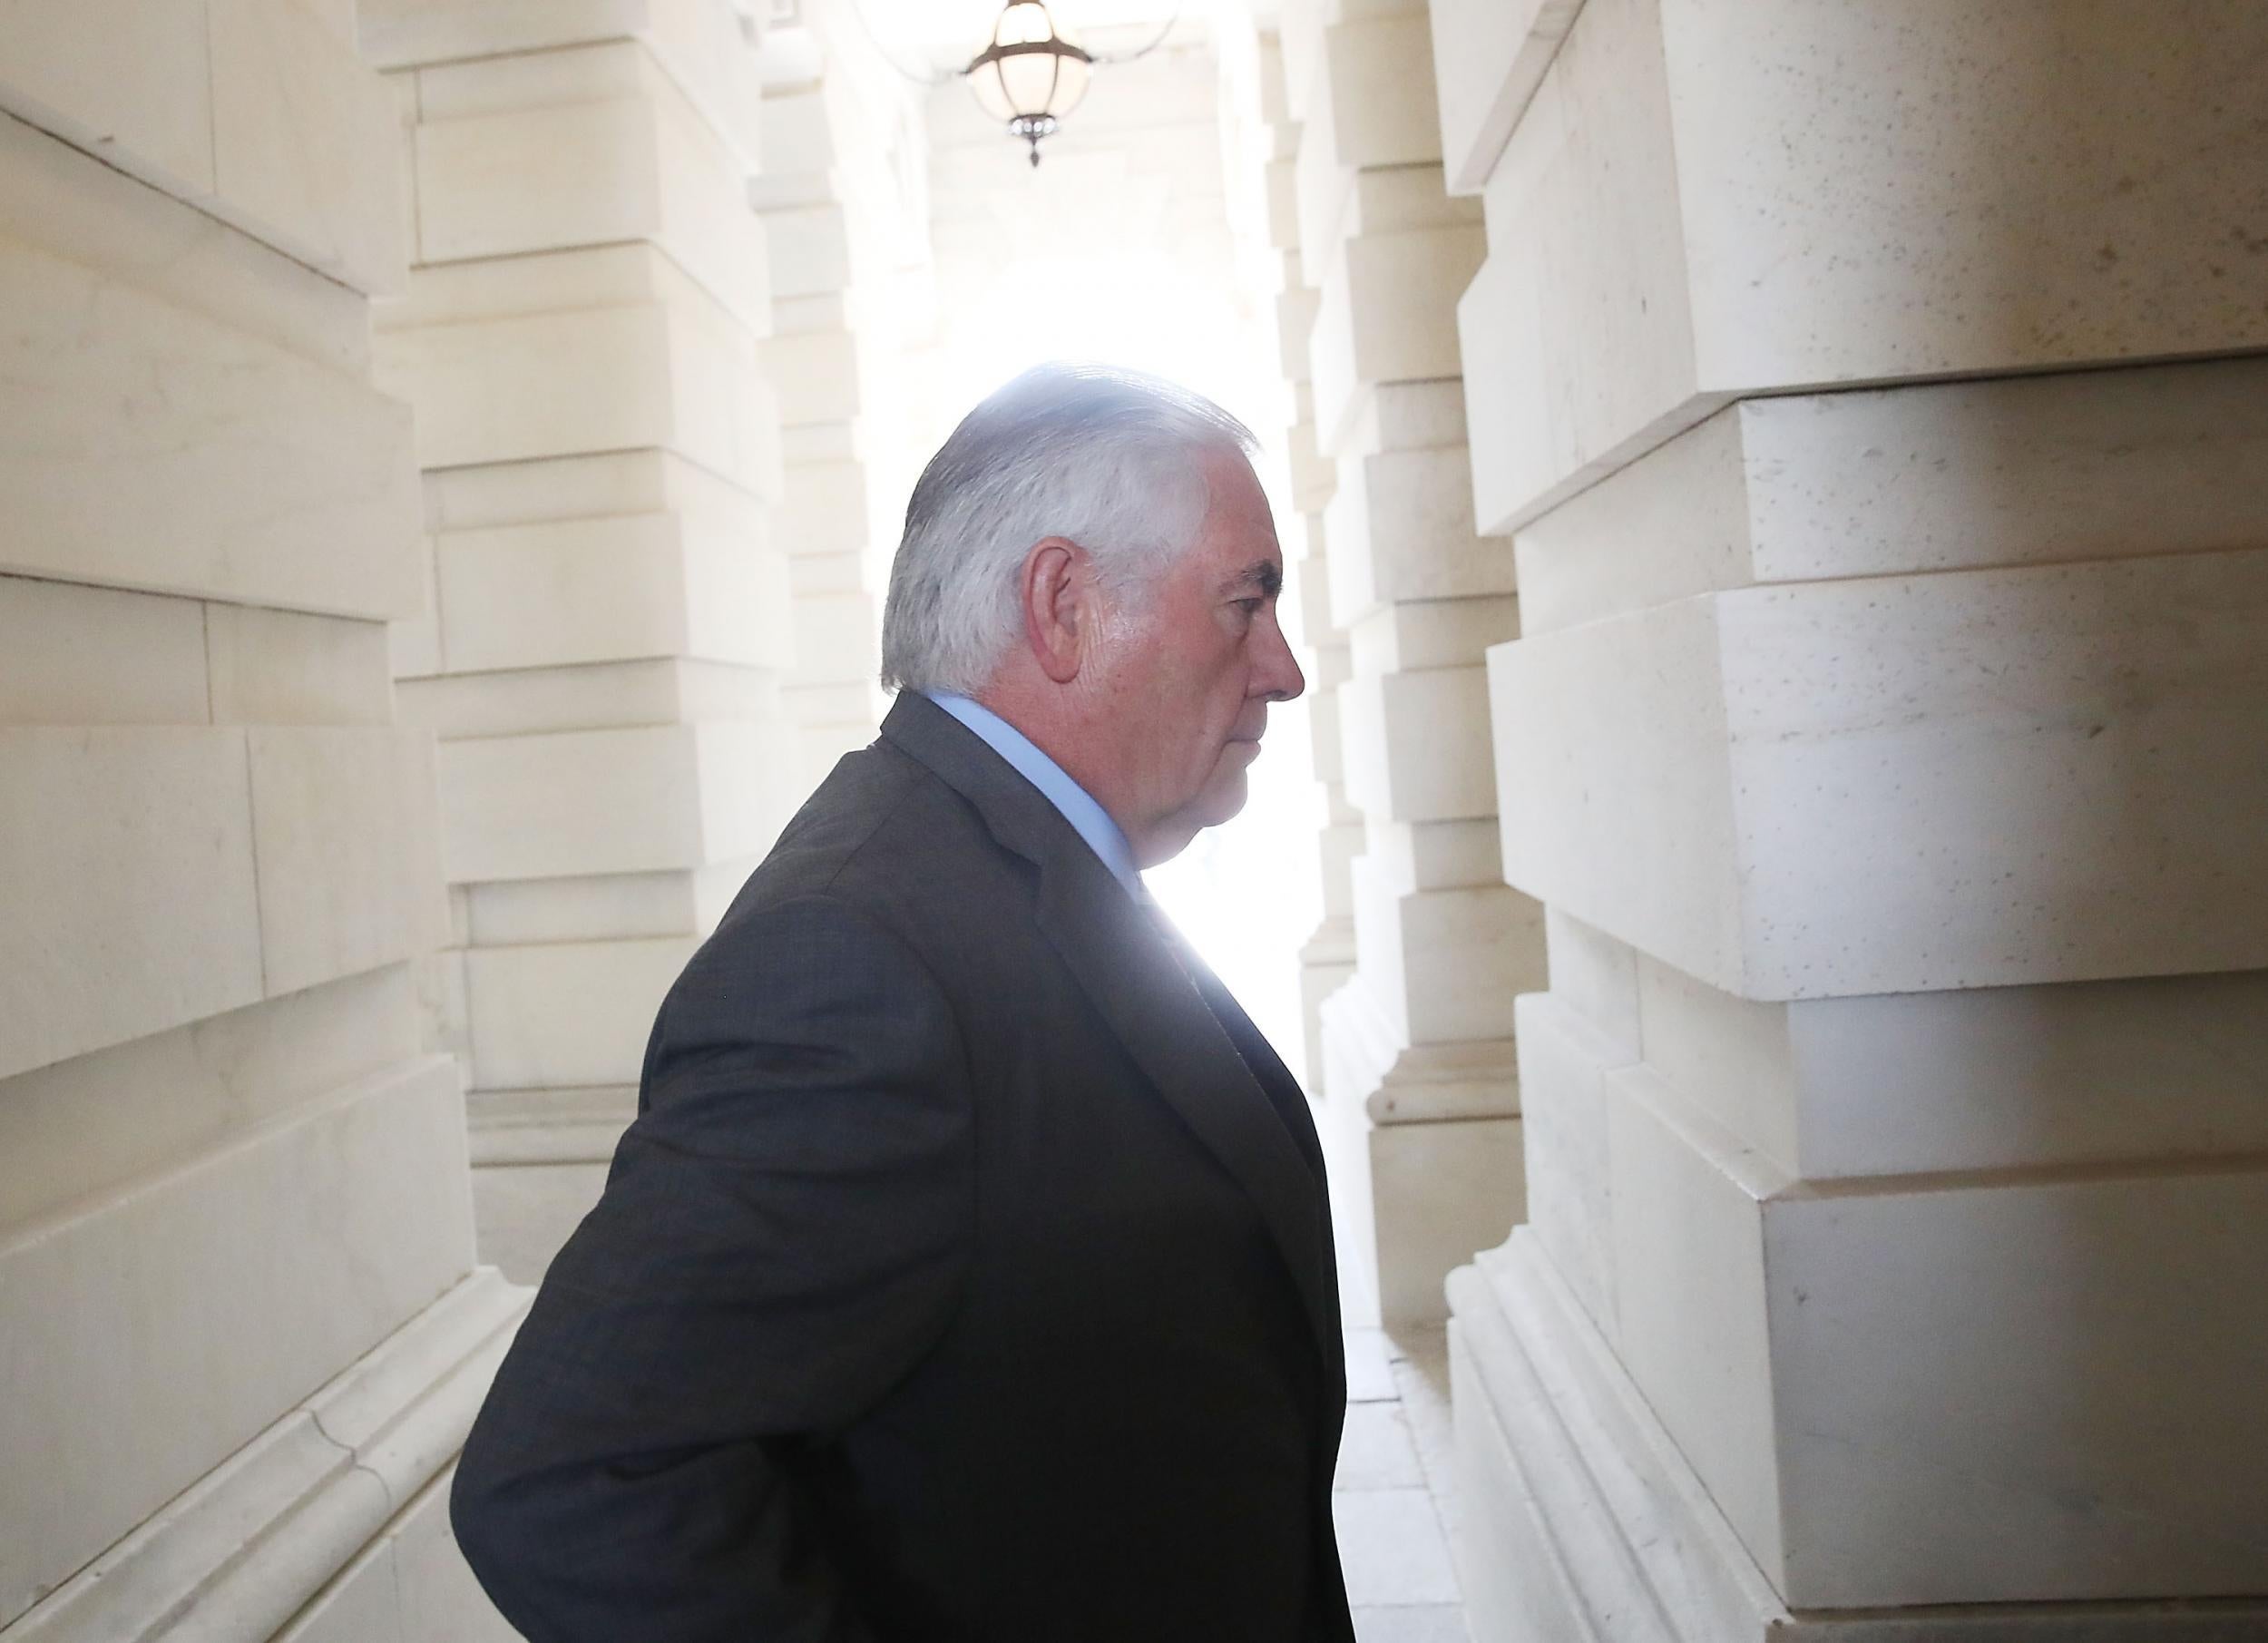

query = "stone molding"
[{"left": 4, "top": 1270, "right": 527, "bottom": 1643}]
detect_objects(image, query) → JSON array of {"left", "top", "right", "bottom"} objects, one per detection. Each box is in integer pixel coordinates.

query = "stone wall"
[
  {"left": 0, "top": 5, "right": 522, "bottom": 1637},
  {"left": 367, "top": 0, "right": 796, "bottom": 1282},
  {"left": 751, "top": 2, "right": 929, "bottom": 790},
  {"left": 1438, "top": 1, "right": 2268, "bottom": 1636},
  {"left": 1276, "top": 0, "right": 1536, "bottom": 1329}
]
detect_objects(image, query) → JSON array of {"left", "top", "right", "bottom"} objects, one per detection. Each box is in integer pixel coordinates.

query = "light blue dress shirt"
[{"left": 925, "top": 692, "right": 1143, "bottom": 898}]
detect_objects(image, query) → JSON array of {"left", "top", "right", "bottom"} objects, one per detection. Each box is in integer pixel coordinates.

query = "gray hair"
[{"left": 880, "top": 362, "right": 1257, "bottom": 696}]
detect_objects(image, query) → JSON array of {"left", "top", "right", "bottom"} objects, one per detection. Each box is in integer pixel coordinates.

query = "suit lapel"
[{"left": 880, "top": 695, "right": 1339, "bottom": 1372}]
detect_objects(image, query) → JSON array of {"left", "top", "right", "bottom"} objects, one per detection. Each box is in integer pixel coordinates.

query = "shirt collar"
[{"left": 924, "top": 691, "right": 1143, "bottom": 898}]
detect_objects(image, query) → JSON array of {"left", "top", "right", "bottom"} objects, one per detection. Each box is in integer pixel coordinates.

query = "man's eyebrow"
[{"left": 1218, "top": 560, "right": 1283, "bottom": 598}]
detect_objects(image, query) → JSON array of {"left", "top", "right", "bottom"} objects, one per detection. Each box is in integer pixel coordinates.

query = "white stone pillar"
[
  {"left": 0, "top": 7, "right": 522, "bottom": 1637},
  {"left": 750, "top": 11, "right": 926, "bottom": 788},
  {"left": 1239, "top": 29, "right": 1362, "bottom": 1094},
  {"left": 1280, "top": 0, "right": 1537, "bottom": 1329},
  {"left": 366, "top": 0, "right": 797, "bottom": 1283},
  {"left": 1440, "top": 1, "right": 2268, "bottom": 1635}
]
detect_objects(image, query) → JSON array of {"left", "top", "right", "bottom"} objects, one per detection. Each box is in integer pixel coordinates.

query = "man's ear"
[{"left": 1021, "top": 537, "right": 1089, "bottom": 684}]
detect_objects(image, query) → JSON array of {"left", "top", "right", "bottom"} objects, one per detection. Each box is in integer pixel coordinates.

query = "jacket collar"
[{"left": 879, "top": 692, "right": 1340, "bottom": 1375}]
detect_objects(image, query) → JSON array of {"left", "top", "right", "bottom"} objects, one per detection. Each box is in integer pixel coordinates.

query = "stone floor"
[{"left": 1337, "top": 1326, "right": 1471, "bottom": 1643}]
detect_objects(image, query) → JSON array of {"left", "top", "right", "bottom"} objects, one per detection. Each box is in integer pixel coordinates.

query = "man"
[{"left": 452, "top": 363, "right": 1352, "bottom": 1641}]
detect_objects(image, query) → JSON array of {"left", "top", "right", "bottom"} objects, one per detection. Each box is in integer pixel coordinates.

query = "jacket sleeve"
[{"left": 449, "top": 893, "right": 973, "bottom": 1642}]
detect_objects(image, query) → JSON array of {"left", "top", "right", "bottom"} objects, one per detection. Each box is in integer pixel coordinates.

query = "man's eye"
[{"left": 1233, "top": 598, "right": 1264, "bottom": 617}]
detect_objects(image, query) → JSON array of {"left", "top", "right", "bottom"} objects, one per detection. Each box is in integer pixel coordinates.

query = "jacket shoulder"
[{"left": 714, "top": 736, "right": 1025, "bottom": 948}]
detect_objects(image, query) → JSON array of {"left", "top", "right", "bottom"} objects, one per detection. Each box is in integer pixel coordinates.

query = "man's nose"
[{"left": 1256, "top": 611, "right": 1305, "bottom": 702}]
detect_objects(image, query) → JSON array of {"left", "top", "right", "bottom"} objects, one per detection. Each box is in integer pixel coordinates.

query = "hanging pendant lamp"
[{"left": 963, "top": 1, "right": 1093, "bottom": 167}]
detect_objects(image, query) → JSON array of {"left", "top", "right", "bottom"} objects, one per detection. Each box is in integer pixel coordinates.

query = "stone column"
[
  {"left": 1280, "top": 0, "right": 1538, "bottom": 1329},
  {"left": 0, "top": 6, "right": 522, "bottom": 1638},
  {"left": 749, "top": 8, "right": 925, "bottom": 787},
  {"left": 367, "top": 0, "right": 797, "bottom": 1282},
  {"left": 1237, "top": 28, "right": 1359, "bottom": 1092},
  {"left": 1439, "top": 1, "right": 2268, "bottom": 1636}
]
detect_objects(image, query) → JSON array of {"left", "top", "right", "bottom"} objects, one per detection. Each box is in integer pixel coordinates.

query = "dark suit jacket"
[{"left": 452, "top": 691, "right": 1354, "bottom": 1642}]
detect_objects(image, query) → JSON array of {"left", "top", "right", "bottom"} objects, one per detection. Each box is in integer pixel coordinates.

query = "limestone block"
[
  {"left": 208, "top": 0, "right": 406, "bottom": 297},
  {"left": 248, "top": 728, "right": 442, "bottom": 997},
  {"left": 1350, "top": 856, "right": 1541, "bottom": 1046},
  {"left": 1461, "top": 0, "right": 2268, "bottom": 531},
  {"left": 391, "top": 534, "right": 445, "bottom": 680},
  {"left": 1286, "top": 416, "right": 1334, "bottom": 514},
  {"left": 1636, "top": 957, "right": 2268, "bottom": 1183},
  {"left": 376, "top": 246, "right": 778, "bottom": 495},
  {"left": 761, "top": 326, "right": 864, "bottom": 429},
  {"left": 0, "top": 578, "right": 210, "bottom": 727},
  {"left": 1342, "top": 665, "right": 1498, "bottom": 823},
  {"left": 1349, "top": 377, "right": 1470, "bottom": 455},
  {"left": 1516, "top": 357, "right": 2268, "bottom": 635},
  {"left": 0, "top": 0, "right": 216, "bottom": 200},
  {"left": 466, "top": 1084, "right": 636, "bottom": 1167},
  {"left": 1519, "top": 1002, "right": 2268, "bottom": 1608},
  {"left": 1348, "top": 597, "right": 1519, "bottom": 675},
  {"left": 1428, "top": 0, "right": 1579, "bottom": 194},
  {"left": 367, "top": 0, "right": 766, "bottom": 167},
  {"left": 787, "top": 592, "right": 880, "bottom": 688},
  {"left": 0, "top": 1056, "right": 473, "bottom": 1625},
  {"left": 1600, "top": 1064, "right": 1783, "bottom": 1578},
  {"left": 1310, "top": 225, "right": 1485, "bottom": 453},
  {"left": 360, "top": 0, "right": 646, "bottom": 70},
  {"left": 1506, "top": 992, "right": 1623, "bottom": 1340},
  {"left": 1325, "top": 445, "right": 1511, "bottom": 626},
  {"left": 464, "top": 936, "right": 697, "bottom": 1089},
  {"left": 0, "top": 968, "right": 422, "bottom": 1237},
  {"left": 1266, "top": 158, "right": 1299, "bottom": 251},
  {"left": 1317, "top": 976, "right": 1520, "bottom": 1327},
  {"left": 0, "top": 132, "right": 422, "bottom": 619},
  {"left": 784, "top": 680, "right": 888, "bottom": 735},
  {"left": 1275, "top": 282, "right": 1321, "bottom": 383},
  {"left": 413, "top": 44, "right": 767, "bottom": 331},
  {"left": 435, "top": 510, "right": 790, "bottom": 672},
  {"left": 1316, "top": 823, "right": 1362, "bottom": 922},
  {"left": 436, "top": 720, "right": 791, "bottom": 882},
  {"left": 422, "top": 445, "right": 763, "bottom": 530},
  {"left": 1292, "top": 14, "right": 1444, "bottom": 272},
  {"left": 11, "top": 1268, "right": 521, "bottom": 1643},
  {"left": 777, "top": 457, "right": 874, "bottom": 557},
  {"left": 1453, "top": 1230, "right": 2268, "bottom": 1642},
  {"left": 763, "top": 202, "right": 853, "bottom": 298},
  {"left": 1759, "top": 1154, "right": 2268, "bottom": 1606},
  {"left": 1542, "top": 907, "right": 1639, "bottom": 1059},
  {"left": 207, "top": 605, "right": 395, "bottom": 726},
  {"left": 1490, "top": 546, "right": 2268, "bottom": 999},
  {"left": 0, "top": 0, "right": 401, "bottom": 295},
  {"left": 464, "top": 859, "right": 753, "bottom": 946},
  {"left": 474, "top": 1160, "right": 616, "bottom": 1283},
  {"left": 0, "top": 729, "right": 262, "bottom": 1081},
  {"left": 753, "top": 85, "right": 833, "bottom": 202},
  {"left": 1371, "top": 1114, "right": 1523, "bottom": 1325},
  {"left": 1377, "top": 815, "right": 1507, "bottom": 894},
  {"left": 789, "top": 549, "right": 868, "bottom": 599},
  {"left": 1306, "top": 683, "right": 1345, "bottom": 787},
  {"left": 396, "top": 656, "right": 777, "bottom": 739}
]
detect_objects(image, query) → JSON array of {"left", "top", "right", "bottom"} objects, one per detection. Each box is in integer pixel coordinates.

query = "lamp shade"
[{"left": 965, "top": 1, "right": 1092, "bottom": 162}]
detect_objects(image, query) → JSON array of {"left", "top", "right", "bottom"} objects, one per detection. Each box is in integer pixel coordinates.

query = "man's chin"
[
  {"left": 1145, "top": 772, "right": 1251, "bottom": 866},
  {"left": 1195, "top": 767, "right": 1252, "bottom": 827}
]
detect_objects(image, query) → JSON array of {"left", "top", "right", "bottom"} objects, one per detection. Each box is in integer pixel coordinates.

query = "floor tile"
[
  {"left": 1344, "top": 1326, "right": 1400, "bottom": 1403},
  {"left": 1333, "top": 1486, "right": 1461, "bottom": 1607},
  {"left": 1351, "top": 1604, "right": 1471, "bottom": 1643},
  {"left": 1335, "top": 1400, "right": 1427, "bottom": 1491}
]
